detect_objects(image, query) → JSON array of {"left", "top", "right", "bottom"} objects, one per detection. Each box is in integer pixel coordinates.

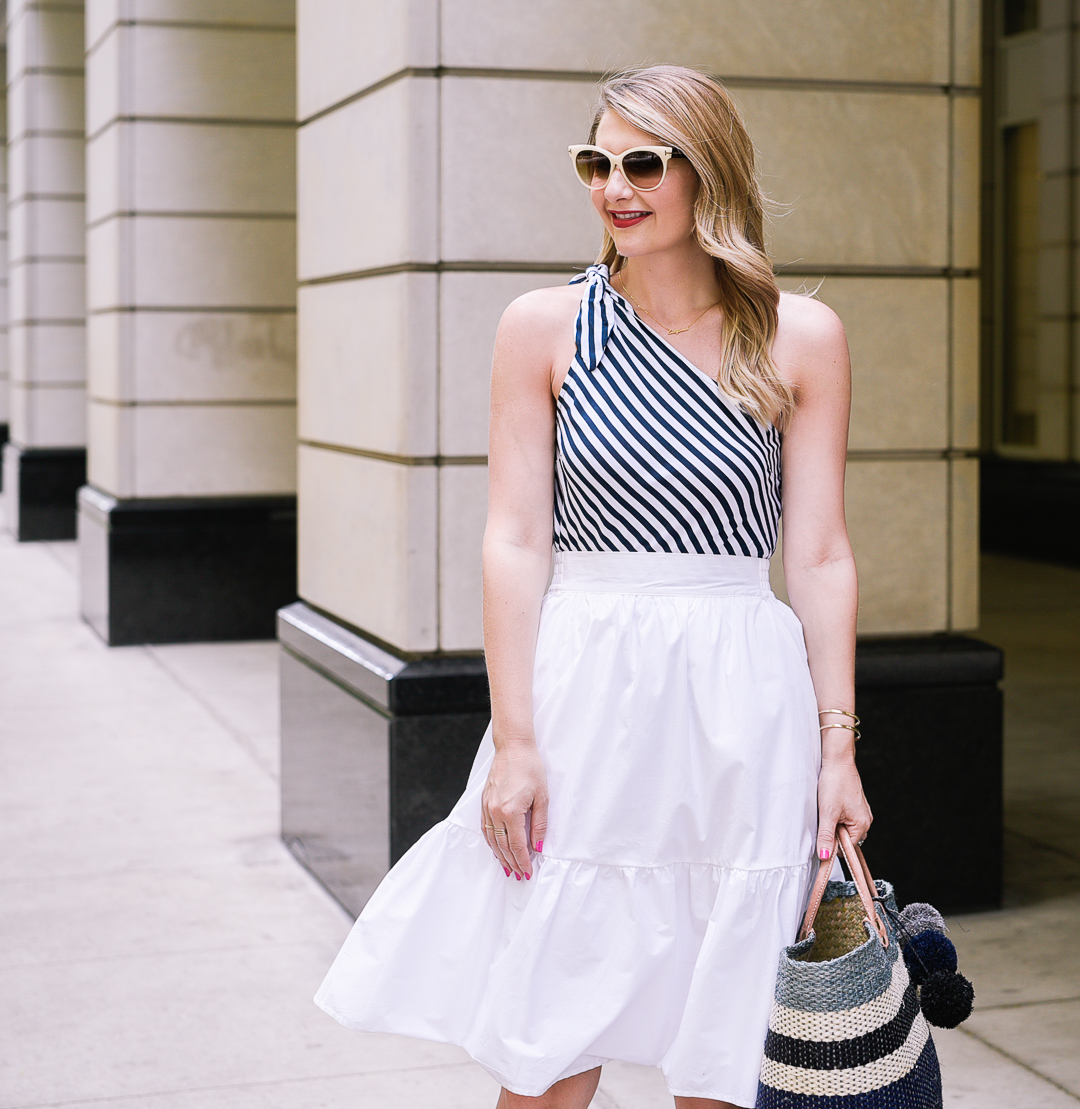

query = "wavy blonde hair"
[{"left": 590, "top": 65, "right": 795, "bottom": 428}]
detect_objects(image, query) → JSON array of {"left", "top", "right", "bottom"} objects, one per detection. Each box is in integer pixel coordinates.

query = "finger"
[
  {"left": 531, "top": 795, "right": 549, "bottom": 854},
  {"left": 482, "top": 809, "right": 513, "bottom": 876},
  {"left": 506, "top": 816, "right": 532, "bottom": 879},
  {"left": 494, "top": 833, "right": 515, "bottom": 876},
  {"left": 816, "top": 821, "right": 838, "bottom": 861}
]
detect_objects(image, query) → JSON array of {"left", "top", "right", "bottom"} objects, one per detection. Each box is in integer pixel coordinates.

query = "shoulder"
[
  {"left": 497, "top": 283, "right": 582, "bottom": 346},
  {"left": 773, "top": 292, "right": 850, "bottom": 389},
  {"left": 776, "top": 291, "right": 847, "bottom": 351}
]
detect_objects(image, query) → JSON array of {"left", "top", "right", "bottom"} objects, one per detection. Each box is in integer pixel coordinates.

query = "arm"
[
  {"left": 774, "top": 294, "right": 872, "bottom": 861},
  {"left": 480, "top": 289, "right": 570, "bottom": 880}
]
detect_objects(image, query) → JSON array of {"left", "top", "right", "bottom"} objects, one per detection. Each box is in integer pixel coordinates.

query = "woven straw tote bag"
[{"left": 755, "top": 828, "right": 944, "bottom": 1109}]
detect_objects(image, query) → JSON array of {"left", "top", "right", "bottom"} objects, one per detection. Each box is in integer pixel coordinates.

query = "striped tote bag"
[{"left": 755, "top": 829, "right": 943, "bottom": 1109}]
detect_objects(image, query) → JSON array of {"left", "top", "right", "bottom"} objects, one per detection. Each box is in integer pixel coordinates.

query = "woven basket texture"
[{"left": 797, "top": 894, "right": 871, "bottom": 962}]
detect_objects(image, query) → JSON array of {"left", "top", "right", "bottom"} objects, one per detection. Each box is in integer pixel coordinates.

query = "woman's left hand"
[{"left": 815, "top": 755, "right": 872, "bottom": 861}]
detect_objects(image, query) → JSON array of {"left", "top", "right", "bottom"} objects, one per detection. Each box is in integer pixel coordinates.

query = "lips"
[{"left": 609, "top": 210, "right": 651, "bottom": 228}]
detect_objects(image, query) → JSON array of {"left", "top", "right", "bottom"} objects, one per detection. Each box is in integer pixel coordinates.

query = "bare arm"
[
  {"left": 480, "top": 287, "right": 576, "bottom": 879},
  {"left": 774, "top": 293, "right": 871, "bottom": 860}
]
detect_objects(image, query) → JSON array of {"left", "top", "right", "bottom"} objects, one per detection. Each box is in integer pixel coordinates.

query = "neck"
[{"left": 616, "top": 241, "right": 721, "bottom": 318}]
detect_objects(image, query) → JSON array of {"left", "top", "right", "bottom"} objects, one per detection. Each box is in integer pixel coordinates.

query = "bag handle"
[{"left": 797, "top": 826, "right": 888, "bottom": 947}]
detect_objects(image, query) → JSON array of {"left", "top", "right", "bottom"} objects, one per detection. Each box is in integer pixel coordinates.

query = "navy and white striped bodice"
[{"left": 554, "top": 264, "right": 782, "bottom": 557}]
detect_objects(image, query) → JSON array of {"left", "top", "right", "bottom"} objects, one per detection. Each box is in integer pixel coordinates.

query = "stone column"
[
  {"left": 284, "top": 0, "right": 999, "bottom": 915},
  {"left": 3, "top": 0, "right": 86, "bottom": 540},
  {"left": 0, "top": 44, "right": 8, "bottom": 478},
  {"left": 982, "top": 1, "right": 1080, "bottom": 563},
  {"left": 78, "top": 1, "right": 297, "bottom": 644}
]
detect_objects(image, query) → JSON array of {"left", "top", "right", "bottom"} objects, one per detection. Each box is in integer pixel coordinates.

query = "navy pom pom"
[
  {"left": 899, "top": 901, "right": 947, "bottom": 936},
  {"left": 920, "top": 970, "right": 975, "bottom": 1028},
  {"left": 903, "top": 929, "right": 958, "bottom": 985}
]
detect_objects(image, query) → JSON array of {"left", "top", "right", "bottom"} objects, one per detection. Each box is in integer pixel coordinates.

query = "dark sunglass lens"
[
  {"left": 575, "top": 149, "right": 611, "bottom": 186},
  {"left": 622, "top": 150, "right": 665, "bottom": 188}
]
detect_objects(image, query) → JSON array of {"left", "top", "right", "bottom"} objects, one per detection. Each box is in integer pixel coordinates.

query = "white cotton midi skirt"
[{"left": 315, "top": 551, "right": 821, "bottom": 1106}]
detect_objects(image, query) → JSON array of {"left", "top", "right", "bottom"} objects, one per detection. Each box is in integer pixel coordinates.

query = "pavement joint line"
[
  {"left": 0, "top": 937, "right": 337, "bottom": 972},
  {"left": 975, "top": 995, "right": 1080, "bottom": 1013},
  {"left": 2, "top": 1060, "right": 485, "bottom": 1109},
  {"left": 957, "top": 1027, "right": 1080, "bottom": 1103},
  {"left": 0, "top": 853, "right": 294, "bottom": 886},
  {"left": 141, "top": 646, "right": 279, "bottom": 782}
]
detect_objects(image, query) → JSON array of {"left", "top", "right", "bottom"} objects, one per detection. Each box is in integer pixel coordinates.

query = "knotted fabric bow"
[{"left": 569, "top": 263, "right": 619, "bottom": 374}]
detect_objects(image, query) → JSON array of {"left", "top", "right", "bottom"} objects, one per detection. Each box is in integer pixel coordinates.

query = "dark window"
[
  {"left": 1004, "top": 0, "right": 1039, "bottom": 35},
  {"left": 1001, "top": 124, "right": 1040, "bottom": 446}
]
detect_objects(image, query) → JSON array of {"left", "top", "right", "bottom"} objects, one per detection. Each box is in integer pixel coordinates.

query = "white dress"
[{"left": 315, "top": 266, "right": 820, "bottom": 1106}]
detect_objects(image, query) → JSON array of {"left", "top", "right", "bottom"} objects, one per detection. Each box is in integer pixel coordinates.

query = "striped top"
[{"left": 554, "top": 264, "right": 782, "bottom": 557}]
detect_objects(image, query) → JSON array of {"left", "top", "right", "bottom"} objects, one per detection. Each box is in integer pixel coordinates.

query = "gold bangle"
[
  {"left": 820, "top": 722, "right": 861, "bottom": 740},
  {"left": 818, "top": 708, "right": 860, "bottom": 726}
]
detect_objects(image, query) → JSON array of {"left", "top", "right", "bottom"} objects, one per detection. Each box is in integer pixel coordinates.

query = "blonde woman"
[{"left": 316, "top": 65, "right": 872, "bottom": 1109}]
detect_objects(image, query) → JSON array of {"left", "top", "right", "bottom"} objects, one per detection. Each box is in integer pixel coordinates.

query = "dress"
[{"left": 315, "top": 264, "right": 821, "bottom": 1106}]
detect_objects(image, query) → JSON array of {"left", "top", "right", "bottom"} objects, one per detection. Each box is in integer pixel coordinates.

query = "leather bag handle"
[{"left": 797, "top": 826, "right": 888, "bottom": 947}]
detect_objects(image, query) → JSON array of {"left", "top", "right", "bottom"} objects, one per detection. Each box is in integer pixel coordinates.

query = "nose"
[{"left": 603, "top": 165, "right": 635, "bottom": 203}]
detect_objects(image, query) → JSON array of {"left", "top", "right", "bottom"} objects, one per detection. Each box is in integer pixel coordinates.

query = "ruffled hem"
[{"left": 315, "top": 819, "right": 814, "bottom": 1102}]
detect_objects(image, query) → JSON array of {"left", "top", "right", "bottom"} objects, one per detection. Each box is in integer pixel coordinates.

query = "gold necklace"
[{"left": 621, "top": 276, "right": 720, "bottom": 336}]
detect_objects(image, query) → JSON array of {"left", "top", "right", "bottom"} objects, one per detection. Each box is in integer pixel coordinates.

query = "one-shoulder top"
[{"left": 553, "top": 264, "right": 782, "bottom": 558}]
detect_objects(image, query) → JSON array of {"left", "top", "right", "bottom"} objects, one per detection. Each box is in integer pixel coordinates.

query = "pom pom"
[
  {"left": 902, "top": 929, "right": 957, "bottom": 985},
  {"left": 920, "top": 970, "right": 975, "bottom": 1028},
  {"left": 899, "top": 902, "right": 947, "bottom": 936}
]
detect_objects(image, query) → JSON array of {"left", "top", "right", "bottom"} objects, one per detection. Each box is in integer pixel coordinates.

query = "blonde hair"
[{"left": 590, "top": 65, "right": 795, "bottom": 428}]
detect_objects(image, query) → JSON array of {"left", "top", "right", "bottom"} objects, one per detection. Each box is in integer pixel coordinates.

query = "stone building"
[{"left": 2, "top": 0, "right": 1067, "bottom": 916}]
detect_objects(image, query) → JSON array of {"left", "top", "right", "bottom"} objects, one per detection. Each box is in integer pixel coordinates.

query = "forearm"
[
  {"left": 482, "top": 535, "right": 552, "bottom": 751},
  {"left": 784, "top": 552, "right": 858, "bottom": 763}
]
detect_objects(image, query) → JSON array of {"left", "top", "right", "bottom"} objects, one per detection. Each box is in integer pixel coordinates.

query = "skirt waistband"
[{"left": 549, "top": 551, "right": 774, "bottom": 597}]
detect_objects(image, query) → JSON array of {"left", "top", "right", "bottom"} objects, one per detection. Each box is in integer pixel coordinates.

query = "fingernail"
[
  {"left": 535, "top": 840, "right": 544, "bottom": 853},
  {"left": 503, "top": 867, "right": 511, "bottom": 877},
  {"left": 515, "top": 872, "right": 522, "bottom": 881},
  {"left": 819, "top": 848, "right": 831, "bottom": 860},
  {"left": 524, "top": 872, "right": 531, "bottom": 880}
]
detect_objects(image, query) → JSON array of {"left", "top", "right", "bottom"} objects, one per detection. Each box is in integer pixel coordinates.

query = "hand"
[
  {"left": 816, "top": 755, "right": 872, "bottom": 861},
  {"left": 482, "top": 741, "right": 548, "bottom": 880}
]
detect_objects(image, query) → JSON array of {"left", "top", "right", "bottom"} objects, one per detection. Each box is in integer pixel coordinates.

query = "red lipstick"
[{"left": 610, "top": 210, "right": 651, "bottom": 228}]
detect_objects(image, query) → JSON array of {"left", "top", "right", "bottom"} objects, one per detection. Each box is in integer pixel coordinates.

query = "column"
[
  {"left": 0, "top": 44, "right": 8, "bottom": 478},
  {"left": 285, "top": 0, "right": 1000, "bottom": 916},
  {"left": 3, "top": 0, "right": 86, "bottom": 540},
  {"left": 79, "top": 1, "right": 297, "bottom": 645},
  {"left": 982, "top": 2, "right": 1080, "bottom": 563}
]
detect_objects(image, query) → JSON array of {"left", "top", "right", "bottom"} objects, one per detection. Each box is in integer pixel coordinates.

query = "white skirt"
[{"left": 315, "top": 551, "right": 821, "bottom": 1106}]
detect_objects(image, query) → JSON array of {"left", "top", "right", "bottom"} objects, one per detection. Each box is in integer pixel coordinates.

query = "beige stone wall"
[
  {"left": 84, "top": 0, "right": 296, "bottom": 498},
  {"left": 6, "top": 0, "right": 85, "bottom": 450},
  {"left": 296, "top": 0, "right": 982, "bottom": 653},
  {"left": 0, "top": 44, "right": 7, "bottom": 431}
]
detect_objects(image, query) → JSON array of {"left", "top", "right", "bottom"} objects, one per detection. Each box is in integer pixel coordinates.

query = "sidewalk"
[{"left": 1, "top": 521, "right": 1077, "bottom": 1108}]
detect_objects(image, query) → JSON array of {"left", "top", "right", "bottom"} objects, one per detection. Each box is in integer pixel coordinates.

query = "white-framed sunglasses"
[{"left": 568, "top": 144, "right": 687, "bottom": 192}]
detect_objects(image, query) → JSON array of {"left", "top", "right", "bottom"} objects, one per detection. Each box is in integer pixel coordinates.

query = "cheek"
[{"left": 590, "top": 188, "right": 608, "bottom": 222}]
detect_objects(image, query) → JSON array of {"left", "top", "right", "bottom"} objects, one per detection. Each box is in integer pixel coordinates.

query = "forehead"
[{"left": 594, "top": 110, "right": 662, "bottom": 152}]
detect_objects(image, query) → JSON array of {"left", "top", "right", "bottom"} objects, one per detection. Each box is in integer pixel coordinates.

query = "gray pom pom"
[{"left": 899, "top": 902, "right": 947, "bottom": 936}]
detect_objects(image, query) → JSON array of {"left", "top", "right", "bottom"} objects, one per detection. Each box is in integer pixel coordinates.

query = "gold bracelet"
[
  {"left": 820, "top": 722, "right": 861, "bottom": 740},
  {"left": 818, "top": 708, "right": 860, "bottom": 726}
]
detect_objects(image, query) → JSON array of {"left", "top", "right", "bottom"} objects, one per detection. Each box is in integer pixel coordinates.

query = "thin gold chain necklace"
[{"left": 621, "top": 275, "right": 720, "bottom": 336}]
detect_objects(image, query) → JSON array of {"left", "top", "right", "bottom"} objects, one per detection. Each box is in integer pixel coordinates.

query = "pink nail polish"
[
  {"left": 819, "top": 848, "right": 831, "bottom": 860},
  {"left": 524, "top": 872, "right": 531, "bottom": 880},
  {"left": 535, "top": 840, "right": 544, "bottom": 853},
  {"left": 503, "top": 867, "right": 511, "bottom": 877},
  {"left": 515, "top": 872, "right": 522, "bottom": 881}
]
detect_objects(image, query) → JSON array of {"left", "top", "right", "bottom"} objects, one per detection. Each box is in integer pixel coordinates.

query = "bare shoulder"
[
  {"left": 497, "top": 283, "right": 581, "bottom": 343},
  {"left": 773, "top": 291, "right": 850, "bottom": 388}
]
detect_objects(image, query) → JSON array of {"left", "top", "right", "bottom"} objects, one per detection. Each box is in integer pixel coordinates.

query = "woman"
[{"left": 316, "top": 65, "right": 872, "bottom": 1109}]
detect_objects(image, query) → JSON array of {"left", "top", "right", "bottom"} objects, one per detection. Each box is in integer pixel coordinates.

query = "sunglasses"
[{"left": 568, "top": 144, "right": 687, "bottom": 192}]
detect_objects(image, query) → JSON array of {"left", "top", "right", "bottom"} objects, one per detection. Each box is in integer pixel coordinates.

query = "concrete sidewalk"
[{"left": 1, "top": 523, "right": 1077, "bottom": 1107}]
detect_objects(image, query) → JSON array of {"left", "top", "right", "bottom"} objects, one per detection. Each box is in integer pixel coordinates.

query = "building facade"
[{"left": 2, "top": 0, "right": 1032, "bottom": 913}]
